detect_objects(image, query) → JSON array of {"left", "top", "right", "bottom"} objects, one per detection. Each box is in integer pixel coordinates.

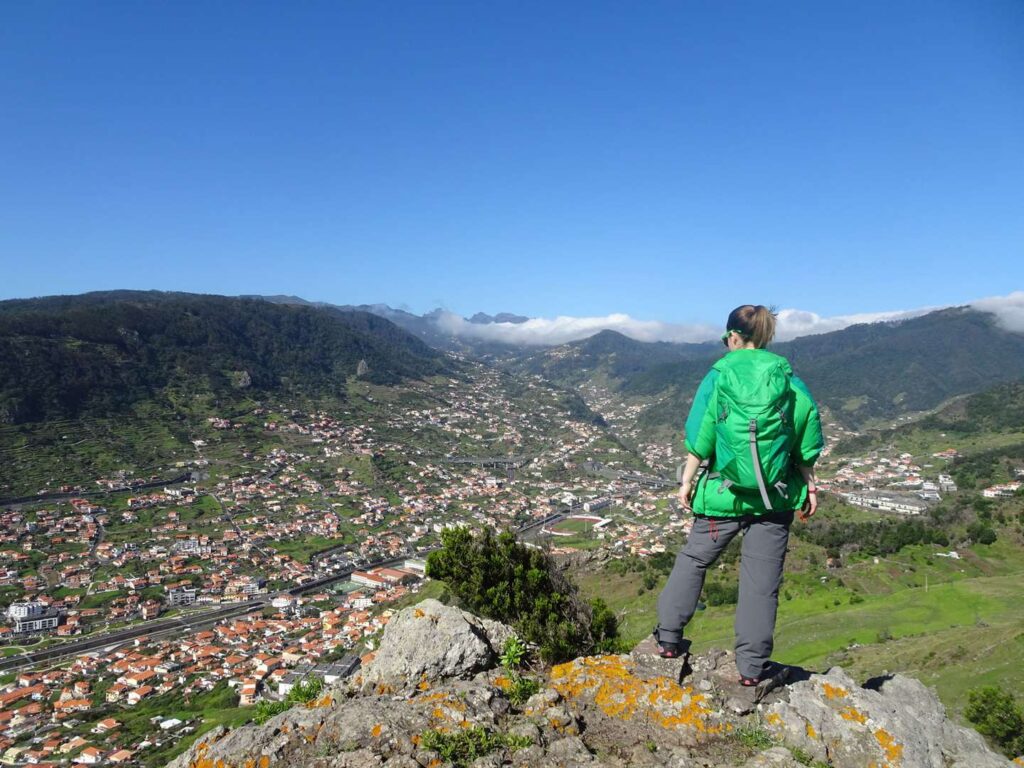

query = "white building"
[
  {"left": 6, "top": 602, "right": 61, "bottom": 634},
  {"left": 842, "top": 492, "right": 928, "bottom": 515},
  {"left": 167, "top": 587, "right": 198, "bottom": 607}
]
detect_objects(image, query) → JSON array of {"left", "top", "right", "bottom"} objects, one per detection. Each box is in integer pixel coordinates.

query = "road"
[{"left": 0, "top": 472, "right": 195, "bottom": 509}]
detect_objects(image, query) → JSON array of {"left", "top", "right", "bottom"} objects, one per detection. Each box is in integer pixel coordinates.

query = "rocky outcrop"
[
  {"left": 360, "top": 599, "right": 516, "bottom": 690},
  {"left": 168, "top": 603, "right": 1014, "bottom": 768},
  {"left": 765, "top": 667, "right": 1008, "bottom": 768}
]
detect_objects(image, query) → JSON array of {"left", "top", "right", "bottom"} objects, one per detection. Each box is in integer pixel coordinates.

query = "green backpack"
[{"left": 710, "top": 351, "right": 796, "bottom": 510}]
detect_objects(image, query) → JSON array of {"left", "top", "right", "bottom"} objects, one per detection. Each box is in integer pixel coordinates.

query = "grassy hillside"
[{"left": 577, "top": 496, "right": 1024, "bottom": 720}]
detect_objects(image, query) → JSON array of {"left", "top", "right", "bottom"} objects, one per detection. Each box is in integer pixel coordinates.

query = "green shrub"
[
  {"left": 964, "top": 685, "right": 1024, "bottom": 757},
  {"left": 704, "top": 580, "right": 739, "bottom": 606},
  {"left": 426, "top": 527, "right": 618, "bottom": 662}
]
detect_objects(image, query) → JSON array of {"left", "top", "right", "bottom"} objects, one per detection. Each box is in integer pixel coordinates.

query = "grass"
[
  {"left": 386, "top": 579, "right": 449, "bottom": 610},
  {"left": 577, "top": 535, "right": 1024, "bottom": 718},
  {"left": 118, "top": 681, "right": 253, "bottom": 768},
  {"left": 550, "top": 518, "right": 599, "bottom": 534},
  {"left": 270, "top": 534, "right": 354, "bottom": 563}
]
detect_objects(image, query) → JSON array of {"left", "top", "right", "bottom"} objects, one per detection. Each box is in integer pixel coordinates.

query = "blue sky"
[{"left": 1, "top": 1, "right": 1022, "bottom": 327}]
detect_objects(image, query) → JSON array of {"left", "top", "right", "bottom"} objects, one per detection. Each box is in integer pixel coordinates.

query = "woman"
[{"left": 654, "top": 304, "right": 823, "bottom": 686}]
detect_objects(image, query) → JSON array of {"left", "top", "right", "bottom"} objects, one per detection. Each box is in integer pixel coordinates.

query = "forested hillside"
[{"left": 0, "top": 292, "right": 451, "bottom": 424}]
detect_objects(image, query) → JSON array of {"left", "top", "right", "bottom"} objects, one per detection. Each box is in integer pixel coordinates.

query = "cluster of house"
[
  {"left": 981, "top": 481, "right": 1022, "bottom": 498},
  {"left": 0, "top": 566, "right": 426, "bottom": 765},
  {"left": 825, "top": 450, "right": 959, "bottom": 514},
  {"left": 0, "top": 360, "right": 710, "bottom": 765}
]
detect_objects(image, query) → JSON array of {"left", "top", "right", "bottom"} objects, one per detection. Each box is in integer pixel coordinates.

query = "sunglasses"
[{"left": 721, "top": 330, "right": 745, "bottom": 347}]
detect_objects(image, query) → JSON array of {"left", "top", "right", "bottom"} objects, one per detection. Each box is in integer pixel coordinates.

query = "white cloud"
[
  {"left": 970, "top": 291, "right": 1024, "bottom": 333},
  {"left": 429, "top": 292, "right": 1023, "bottom": 346},
  {"left": 432, "top": 311, "right": 717, "bottom": 346},
  {"left": 773, "top": 306, "right": 937, "bottom": 341}
]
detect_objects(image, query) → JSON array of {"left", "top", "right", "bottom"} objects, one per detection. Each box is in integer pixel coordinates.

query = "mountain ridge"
[{"left": 0, "top": 291, "right": 451, "bottom": 424}]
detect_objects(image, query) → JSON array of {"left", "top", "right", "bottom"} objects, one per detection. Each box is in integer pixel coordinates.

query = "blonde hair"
[{"left": 726, "top": 304, "right": 777, "bottom": 349}]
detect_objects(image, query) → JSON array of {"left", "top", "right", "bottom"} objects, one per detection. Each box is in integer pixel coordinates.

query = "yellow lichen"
[
  {"left": 765, "top": 712, "right": 783, "bottom": 727},
  {"left": 874, "top": 728, "right": 904, "bottom": 766},
  {"left": 258, "top": 758, "right": 270, "bottom": 768},
  {"left": 822, "top": 683, "right": 849, "bottom": 700},
  {"left": 805, "top": 722, "right": 817, "bottom": 739},
  {"left": 305, "top": 694, "right": 334, "bottom": 708},
  {"left": 549, "top": 655, "right": 723, "bottom": 733},
  {"left": 840, "top": 706, "right": 867, "bottom": 725},
  {"left": 371, "top": 723, "right": 383, "bottom": 738},
  {"left": 414, "top": 608, "right": 425, "bottom": 618}
]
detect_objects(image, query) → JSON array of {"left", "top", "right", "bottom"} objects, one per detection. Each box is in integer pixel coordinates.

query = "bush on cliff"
[
  {"left": 964, "top": 684, "right": 1024, "bottom": 758},
  {"left": 425, "top": 527, "right": 619, "bottom": 663}
]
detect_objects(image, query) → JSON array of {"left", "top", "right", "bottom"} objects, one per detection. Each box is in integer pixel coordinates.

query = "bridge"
[{"left": 442, "top": 455, "right": 533, "bottom": 468}]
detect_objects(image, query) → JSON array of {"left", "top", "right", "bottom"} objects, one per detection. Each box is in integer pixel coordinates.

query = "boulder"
[
  {"left": 360, "top": 599, "right": 515, "bottom": 690},
  {"left": 765, "top": 666, "right": 1012, "bottom": 768}
]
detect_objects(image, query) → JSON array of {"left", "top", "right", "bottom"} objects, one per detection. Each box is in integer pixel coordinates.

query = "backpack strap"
[{"left": 748, "top": 419, "right": 773, "bottom": 510}]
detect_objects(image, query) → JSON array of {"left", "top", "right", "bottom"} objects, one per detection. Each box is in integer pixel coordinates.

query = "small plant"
[
  {"left": 500, "top": 636, "right": 528, "bottom": 670},
  {"left": 252, "top": 699, "right": 290, "bottom": 724},
  {"left": 790, "top": 744, "right": 829, "bottom": 767},
  {"left": 251, "top": 676, "right": 325, "bottom": 723},
  {"left": 418, "top": 726, "right": 532, "bottom": 766},
  {"left": 735, "top": 723, "right": 776, "bottom": 750},
  {"left": 505, "top": 672, "right": 541, "bottom": 706},
  {"left": 287, "top": 676, "right": 324, "bottom": 704}
]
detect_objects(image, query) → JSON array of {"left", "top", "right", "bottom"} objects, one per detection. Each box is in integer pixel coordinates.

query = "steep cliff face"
[{"left": 168, "top": 599, "right": 1013, "bottom": 768}]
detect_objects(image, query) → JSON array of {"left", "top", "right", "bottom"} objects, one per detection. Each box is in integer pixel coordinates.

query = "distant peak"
[{"left": 468, "top": 312, "right": 530, "bottom": 325}]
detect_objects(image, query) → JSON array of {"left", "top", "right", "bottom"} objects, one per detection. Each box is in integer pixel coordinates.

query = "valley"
[{"left": 0, "top": 292, "right": 1022, "bottom": 765}]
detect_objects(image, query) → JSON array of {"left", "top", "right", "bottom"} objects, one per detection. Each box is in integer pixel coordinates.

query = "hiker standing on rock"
[{"left": 655, "top": 304, "right": 823, "bottom": 686}]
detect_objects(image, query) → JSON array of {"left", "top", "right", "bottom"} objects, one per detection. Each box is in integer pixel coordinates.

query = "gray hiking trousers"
[{"left": 655, "top": 510, "right": 794, "bottom": 679}]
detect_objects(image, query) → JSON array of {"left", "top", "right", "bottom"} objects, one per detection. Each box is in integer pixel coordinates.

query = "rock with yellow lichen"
[
  {"left": 764, "top": 667, "right": 1012, "bottom": 768},
  {"left": 360, "top": 599, "right": 516, "bottom": 692},
  {"left": 165, "top": 603, "right": 1012, "bottom": 768}
]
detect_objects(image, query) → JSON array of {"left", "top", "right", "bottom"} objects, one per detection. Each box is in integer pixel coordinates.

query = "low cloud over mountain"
[
  {"left": 425, "top": 292, "right": 1023, "bottom": 346},
  {"left": 971, "top": 291, "right": 1024, "bottom": 333}
]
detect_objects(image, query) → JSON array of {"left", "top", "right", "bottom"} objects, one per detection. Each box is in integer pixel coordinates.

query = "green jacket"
[{"left": 684, "top": 349, "right": 824, "bottom": 517}]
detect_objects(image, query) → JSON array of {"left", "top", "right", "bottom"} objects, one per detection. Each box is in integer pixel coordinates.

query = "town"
[{"left": 0, "top": 365, "right": 689, "bottom": 766}]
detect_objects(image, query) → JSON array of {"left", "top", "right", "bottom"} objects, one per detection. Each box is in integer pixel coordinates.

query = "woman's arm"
[
  {"left": 797, "top": 463, "right": 818, "bottom": 520},
  {"left": 678, "top": 452, "right": 702, "bottom": 512}
]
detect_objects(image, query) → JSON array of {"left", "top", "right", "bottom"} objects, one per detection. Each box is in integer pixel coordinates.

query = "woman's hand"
[
  {"left": 799, "top": 489, "right": 818, "bottom": 521},
  {"left": 678, "top": 478, "right": 695, "bottom": 513}
]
